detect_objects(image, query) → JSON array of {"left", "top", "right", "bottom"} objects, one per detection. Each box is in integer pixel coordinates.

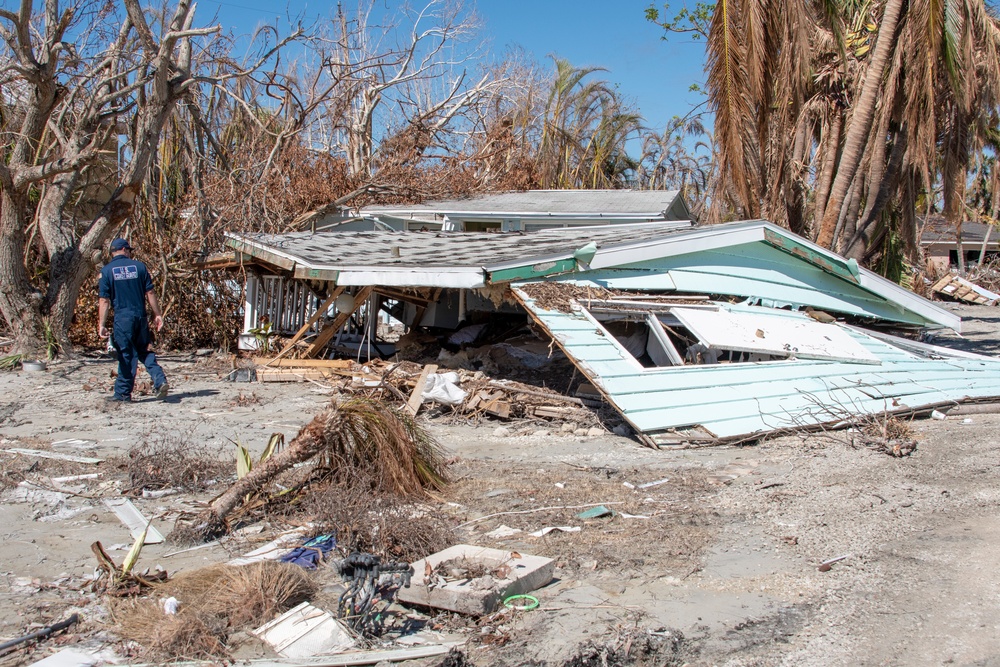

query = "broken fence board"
[
  {"left": 103, "top": 499, "right": 165, "bottom": 544},
  {"left": 257, "top": 369, "right": 332, "bottom": 383},
  {"left": 405, "top": 364, "right": 438, "bottom": 416},
  {"left": 532, "top": 405, "right": 584, "bottom": 420},
  {"left": 5, "top": 448, "right": 102, "bottom": 465}
]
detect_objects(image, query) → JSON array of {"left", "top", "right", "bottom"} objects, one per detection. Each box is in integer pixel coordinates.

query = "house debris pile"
[{"left": 253, "top": 357, "right": 609, "bottom": 432}]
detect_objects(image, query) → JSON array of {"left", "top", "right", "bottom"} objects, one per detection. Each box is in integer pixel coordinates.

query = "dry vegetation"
[
  {"left": 111, "top": 561, "right": 316, "bottom": 662},
  {"left": 115, "top": 436, "right": 232, "bottom": 495}
]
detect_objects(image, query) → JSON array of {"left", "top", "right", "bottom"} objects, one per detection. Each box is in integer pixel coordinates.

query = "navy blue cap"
[{"left": 110, "top": 238, "right": 132, "bottom": 251}]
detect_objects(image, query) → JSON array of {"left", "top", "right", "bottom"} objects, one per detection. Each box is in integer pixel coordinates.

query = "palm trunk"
[
  {"left": 172, "top": 408, "right": 337, "bottom": 541},
  {"left": 814, "top": 111, "right": 843, "bottom": 231},
  {"left": 816, "top": 0, "right": 905, "bottom": 248},
  {"left": 845, "top": 129, "right": 908, "bottom": 260}
]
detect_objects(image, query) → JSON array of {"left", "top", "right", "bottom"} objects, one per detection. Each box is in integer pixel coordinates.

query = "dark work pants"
[{"left": 112, "top": 312, "right": 167, "bottom": 400}]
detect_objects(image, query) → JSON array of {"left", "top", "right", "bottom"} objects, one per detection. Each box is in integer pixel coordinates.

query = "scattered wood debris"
[
  {"left": 249, "top": 357, "right": 608, "bottom": 429},
  {"left": 931, "top": 274, "right": 1000, "bottom": 305}
]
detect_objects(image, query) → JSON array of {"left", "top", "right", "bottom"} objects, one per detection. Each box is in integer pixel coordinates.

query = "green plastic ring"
[{"left": 502, "top": 594, "right": 540, "bottom": 611}]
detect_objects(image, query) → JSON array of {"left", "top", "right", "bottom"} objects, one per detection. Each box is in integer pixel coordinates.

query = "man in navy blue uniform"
[{"left": 97, "top": 238, "right": 169, "bottom": 402}]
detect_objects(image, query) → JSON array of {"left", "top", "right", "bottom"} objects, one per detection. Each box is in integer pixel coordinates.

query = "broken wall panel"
[
  {"left": 513, "top": 286, "right": 1000, "bottom": 443},
  {"left": 554, "top": 242, "right": 943, "bottom": 328}
]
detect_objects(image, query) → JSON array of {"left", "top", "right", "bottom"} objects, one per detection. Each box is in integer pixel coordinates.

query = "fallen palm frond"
[
  {"left": 111, "top": 560, "right": 315, "bottom": 662},
  {"left": 0, "top": 354, "right": 24, "bottom": 371},
  {"left": 170, "top": 397, "right": 448, "bottom": 543}
]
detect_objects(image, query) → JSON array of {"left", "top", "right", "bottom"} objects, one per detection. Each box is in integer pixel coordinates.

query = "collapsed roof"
[{"left": 225, "top": 220, "right": 1000, "bottom": 446}]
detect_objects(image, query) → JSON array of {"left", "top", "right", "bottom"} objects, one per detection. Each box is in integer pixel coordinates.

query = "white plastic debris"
[
  {"left": 422, "top": 372, "right": 468, "bottom": 405},
  {"left": 930, "top": 410, "right": 947, "bottom": 420},
  {"left": 163, "top": 597, "right": 179, "bottom": 614},
  {"left": 484, "top": 525, "right": 522, "bottom": 539},
  {"left": 529, "top": 526, "right": 581, "bottom": 537}
]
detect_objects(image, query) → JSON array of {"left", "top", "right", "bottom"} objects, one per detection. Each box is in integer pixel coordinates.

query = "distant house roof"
[
  {"left": 316, "top": 189, "right": 694, "bottom": 231},
  {"left": 362, "top": 189, "right": 690, "bottom": 218},
  {"left": 920, "top": 214, "right": 999, "bottom": 246}
]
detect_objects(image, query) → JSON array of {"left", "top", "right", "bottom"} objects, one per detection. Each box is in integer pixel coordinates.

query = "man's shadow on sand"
[{"left": 155, "top": 389, "right": 219, "bottom": 404}]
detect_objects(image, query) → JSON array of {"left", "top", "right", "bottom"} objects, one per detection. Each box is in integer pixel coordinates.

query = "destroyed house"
[
  {"left": 223, "top": 220, "right": 1000, "bottom": 447},
  {"left": 920, "top": 214, "right": 999, "bottom": 271}
]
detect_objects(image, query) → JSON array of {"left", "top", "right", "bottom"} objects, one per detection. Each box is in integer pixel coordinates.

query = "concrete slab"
[{"left": 398, "top": 544, "right": 554, "bottom": 615}]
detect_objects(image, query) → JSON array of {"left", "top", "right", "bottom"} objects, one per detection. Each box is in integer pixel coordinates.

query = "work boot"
[
  {"left": 106, "top": 395, "right": 131, "bottom": 403},
  {"left": 155, "top": 382, "right": 169, "bottom": 399}
]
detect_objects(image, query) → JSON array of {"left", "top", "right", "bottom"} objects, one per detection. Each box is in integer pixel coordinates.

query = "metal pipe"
[{"left": 0, "top": 614, "right": 80, "bottom": 655}]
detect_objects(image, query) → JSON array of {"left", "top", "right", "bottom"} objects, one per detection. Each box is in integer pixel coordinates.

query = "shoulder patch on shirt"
[{"left": 112, "top": 265, "right": 139, "bottom": 281}]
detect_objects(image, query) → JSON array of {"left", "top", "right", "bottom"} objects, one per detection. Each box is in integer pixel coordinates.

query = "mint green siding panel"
[{"left": 517, "top": 291, "right": 1000, "bottom": 441}]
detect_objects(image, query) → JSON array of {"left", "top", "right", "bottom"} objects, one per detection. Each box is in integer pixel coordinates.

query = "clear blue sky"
[{"left": 195, "top": 0, "right": 708, "bottom": 135}]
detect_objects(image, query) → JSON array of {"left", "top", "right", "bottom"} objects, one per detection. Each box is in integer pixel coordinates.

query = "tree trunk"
[
  {"left": 0, "top": 191, "right": 46, "bottom": 356},
  {"left": 813, "top": 111, "right": 843, "bottom": 232},
  {"left": 838, "top": 168, "right": 867, "bottom": 252},
  {"left": 816, "top": 0, "right": 905, "bottom": 248},
  {"left": 845, "top": 128, "right": 908, "bottom": 260}
]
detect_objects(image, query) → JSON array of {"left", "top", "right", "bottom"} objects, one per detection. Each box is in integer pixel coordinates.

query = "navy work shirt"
[{"left": 98, "top": 255, "right": 154, "bottom": 316}]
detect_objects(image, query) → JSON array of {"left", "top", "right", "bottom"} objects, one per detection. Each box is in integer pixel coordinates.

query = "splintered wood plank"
[
  {"left": 304, "top": 286, "right": 374, "bottom": 358},
  {"left": 257, "top": 368, "right": 331, "bottom": 382},
  {"left": 5, "top": 448, "right": 102, "bottom": 464},
  {"left": 405, "top": 364, "right": 438, "bottom": 416},
  {"left": 483, "top": 399, "right": 511, "bottom": 419},
  {"left": 267, "top": 286, "right": 346, "bottom": 365}
]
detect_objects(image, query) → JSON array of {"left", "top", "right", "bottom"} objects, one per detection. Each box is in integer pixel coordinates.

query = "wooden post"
[{"left": 303, "top": 286, "right": 374, "bottom": 358}]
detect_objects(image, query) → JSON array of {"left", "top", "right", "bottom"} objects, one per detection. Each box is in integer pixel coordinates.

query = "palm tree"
[
  {"left": 537, "top": 57, "right": 642, "bottom": 188},
  {"left": 700, "top": 0, "right": 1000, "bottom": 275}
]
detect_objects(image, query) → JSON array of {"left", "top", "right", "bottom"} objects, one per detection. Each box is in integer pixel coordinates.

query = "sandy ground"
[{"left": 1, "top": 303, "right": 999, "bottom": 666}]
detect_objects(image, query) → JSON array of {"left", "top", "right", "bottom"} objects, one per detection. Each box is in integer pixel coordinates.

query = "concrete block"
[{"left": 398, "top": 544, "right": 554, "bottom": 615}]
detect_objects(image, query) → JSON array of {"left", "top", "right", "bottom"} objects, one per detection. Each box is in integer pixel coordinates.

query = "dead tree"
[{"left": 0, "top": 0, "right": 296, "bottom": 355}]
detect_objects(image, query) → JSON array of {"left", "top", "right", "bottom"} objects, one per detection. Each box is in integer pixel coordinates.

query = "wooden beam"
[
  {"left": 266, "top": 286, "right": 346, "bottom": 366},
  {"left": 257, "top": 358, "right": 354, "bottom": 369},
  {"left": 405, "top": 364, "right": 438, "bottom": 416},
  {"left": 373, "top": 286, "right": 433, "bottom": 305},
  {"left": 303, "top": 286, "right": 374, "bottom": 358}
]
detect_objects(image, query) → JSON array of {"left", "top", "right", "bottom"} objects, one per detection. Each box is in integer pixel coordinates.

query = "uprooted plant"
[
  {"left": 116, "top": 432, "right": 232, "bottom": 495},
  {"left": 782, "top": 389, "right": 918, "bottom": 456},
  {"left": 851, "top": 412, "right": 917, "bottom": 457},
  {"left": 169, "top": 397, "right": 448, "bottom": 543}
]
